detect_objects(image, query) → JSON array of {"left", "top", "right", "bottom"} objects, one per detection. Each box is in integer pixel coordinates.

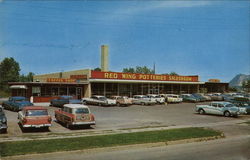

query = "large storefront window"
[
  {"left": 92, "top": 83, "right": 104, "bottom": 95},
  {"left": 59, "top": 87, "right": 67, "bottom": 95},
  {"left": 32, "top": 87, "right": 41, "bottom": 96}
]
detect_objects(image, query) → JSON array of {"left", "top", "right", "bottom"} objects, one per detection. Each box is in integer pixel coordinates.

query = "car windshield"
[
  {"left": 14, "top": 97, "right": 26, "bottom": 102},
  {"left": 99, "top": 97, "right": 107, "bottom": 101},
  {"left": 26, "top": 110, "right": 48, "bottom": 116},
  {"left": 75, "top": 108, "right": 89, "bottom": 114}
]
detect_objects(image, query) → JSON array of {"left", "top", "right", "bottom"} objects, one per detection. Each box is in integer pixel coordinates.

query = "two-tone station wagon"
[
  {"left": 55, "top": 104, "right": 95, "bottom": 129},
  {"left": 18, "top": 106, "right": 52, "bottom": 129}
]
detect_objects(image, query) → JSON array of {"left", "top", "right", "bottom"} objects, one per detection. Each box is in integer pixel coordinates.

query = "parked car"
[
  {"left": 229, "top": 99, "right": 250, "bottom": 115},
  {"left": 192, "top": 93, "right": 207, "bottom": 102},
  {"left": 55, "top": 104, "right": 95, "bottom": 128},
  {"left": 180, "top": 94, "right": 199, "bottom": 103},
  {"left": 111, "top": 96, "right": 133, "bottom": 106},
  {"left": 161, "top": 94, "right": 183, "bottom": 103},
  {"left": 82, "top": 95, "right": 116, "bottom": 106},
  {"left": 2, "top": 96, "right": 33, "bottom": 112},
  {"left": 0, "top": 107, "right": 7, "bottom": 133},
  {"left": 132, "top": 95, "right": 156, "bottom": 105},
  {"left": 196, "top": 102, "right": 243, "bottom": 117},
  {"left": 50, "top": 96, "right": 82, "bottom": 107},
  {"left": 206, "top": 93, "right": 224, "bottom": 101},
  {"left": 199, "top": 93, "right": 212, "bottom": 101},
  {"left": 18, "top": 106, "right": 52, "bottom": 129},
  {"left": 146, "top": 94, "right": 165, "bottom": 104},
  {"left": 221, "top": 94, "right": 234, "bottom": 102}
]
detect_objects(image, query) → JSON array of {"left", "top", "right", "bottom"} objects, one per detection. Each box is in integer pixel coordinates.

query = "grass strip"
[{"left": 0, "top": 127, "right": 221, "bottom": 157}]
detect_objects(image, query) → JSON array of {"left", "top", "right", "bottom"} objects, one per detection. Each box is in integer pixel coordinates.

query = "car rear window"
[
  {"left": 26, "top": 110, "right": 48, "bottom": 116},
  {"left": 75, "top": 108, "right": 89, "bottom": 114}
]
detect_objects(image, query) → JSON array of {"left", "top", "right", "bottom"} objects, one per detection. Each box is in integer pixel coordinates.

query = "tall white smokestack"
[{"left": 101, "top": 45, "right": 109, "bottom": 72}]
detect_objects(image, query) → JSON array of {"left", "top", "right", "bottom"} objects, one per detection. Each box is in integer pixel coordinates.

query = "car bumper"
[
  {"left": 0, "top": 124, "right": 8, "bottom": 130},
  {"left": 72, "top": 121, "right": 96, "bottom": 125},
  {"left": 23, "top": 124, "right": 52, "bottom": 128}
]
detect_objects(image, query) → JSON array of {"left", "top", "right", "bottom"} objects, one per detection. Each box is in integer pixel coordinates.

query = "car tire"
[
  {"left": 141, "top": 102, "right": 145, "bottom": 106},
  {"left": 82, "top": 101, "right": 87, "bottom": 105},
  {"left": 224, "top": 111, "right": 231, "bottom": 117},
  {"left": 0, "top": 128, "right": 7, "bottom": 134},
  {"left": 66, "top": 123, "right": 71, "bottom": 129},
  {"left": 117, "top": 103, "right": 120, "bottom": 107},
  {"left": 98, "top": 103, "right": 102, "bottom": 106},
  {"left": 199, "top": 109, "right": 205, "bottom": 115}
]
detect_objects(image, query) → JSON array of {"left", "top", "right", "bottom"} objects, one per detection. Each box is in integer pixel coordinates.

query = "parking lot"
[{"left": 1, "top": 102, "right": 250, "bottom": 139}]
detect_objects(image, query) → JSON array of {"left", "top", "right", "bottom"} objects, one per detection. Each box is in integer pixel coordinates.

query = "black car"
[{"left": 0, "top": 107, "right": 7, "bottom": 133}]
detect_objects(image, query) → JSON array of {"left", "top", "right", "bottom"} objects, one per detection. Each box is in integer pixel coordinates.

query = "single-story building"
[{"left": 9, "top": 69, "right": 229, "bottom": 102}]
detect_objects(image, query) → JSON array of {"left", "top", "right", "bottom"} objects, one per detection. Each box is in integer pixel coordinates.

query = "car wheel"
[
  {"left": 98, "top": 103, "right": 102, "bottom": 106},
  {"left": 224, "top": 111, "right": 231, "bottom": 117},
  {"left": 141, "top": 102, "right": 145, "bottom": 106},
  {"left": 117, "top": 103, "right": 120, "bottom": 107},
  {"left": 0, "top": 129, "right": 7, "bottom": 134},
  {"left": 82, "top": 101, "right": 87, "bottom": 105},
  {"left": 66, "top": 123, "right": 71, "bottom": 129},
  {"left": 199, "top": 109, "right": 205, "bottom": 115}
]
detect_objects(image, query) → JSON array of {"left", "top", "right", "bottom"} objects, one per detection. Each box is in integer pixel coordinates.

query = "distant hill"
[{"left": 229, "top": 74, "right": 250, "bottom": 87}]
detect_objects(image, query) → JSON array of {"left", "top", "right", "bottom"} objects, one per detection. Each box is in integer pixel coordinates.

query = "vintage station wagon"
[
  {"left": 18, "top": 106, "right": 52, "bottom": 129},
  {"left": 55, "top": 104, "right": 95, "bottom": 129},
  {"left": 196, "top": 102, "right": 243, "bottom": 117}
]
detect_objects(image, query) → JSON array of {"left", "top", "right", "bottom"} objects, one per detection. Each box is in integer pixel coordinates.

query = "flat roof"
[{"left": 89, "top": 79, "right": 205, "bottom": 84}]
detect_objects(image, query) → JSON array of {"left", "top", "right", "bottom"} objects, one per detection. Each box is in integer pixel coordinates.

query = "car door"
[
  {"left": 213, "top": 104, "right": 224, "bottom": 115},
  {"left": 205, "top": 103, "right": 217, "bottom": 114}
]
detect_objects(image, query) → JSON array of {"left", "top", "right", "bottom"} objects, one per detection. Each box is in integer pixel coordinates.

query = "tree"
[
  {"left": 19, "top": 72, "right": 35, "bottom": 82},
  {"left": 169, "top": 72, "right": 179, "bottom": 76},
  {"left": 0, "top": 57, "right": 20, "bottom": 91},
  {"left": 162, "top": 72, "right": 179, "bottom": 76},
  {"left": 242, "top": 80, "right": 250, "bottom": 92},
  {"left": 122, "top": 67, "right": 135, "bottom": 73},
  {"left": 93, "top": 67, "right": 101, "bottom": 71},
  {"left": 122, "top": 66, "right": 154, "bottom": 74}
]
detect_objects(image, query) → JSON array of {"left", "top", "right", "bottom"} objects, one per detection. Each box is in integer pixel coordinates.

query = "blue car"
[
  {"left": 50, "top": 96, "right": 82, "bottom": 107},
  {"left": 2, "top": 96, "right": 33, "bottom": 112}
]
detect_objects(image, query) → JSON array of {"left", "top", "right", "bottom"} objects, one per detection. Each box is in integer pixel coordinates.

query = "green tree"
[
  {"left": 93, "top": 67, "right": 101, "bottom": 71},
  {"left": 169, "top": 72, "right": 179, "bottom": 76},
  {"left": 242, "top": 80, "right": 250, "bottom": 92},
  {"left": 122, "top": 67, "right": 135, "bottom": 73},
  {"left": 0, "top": 57, "right": 20, "bottom": 91},
  {"left": 19, "top": 72, "right": 35, "bottom": 82},
  {"left": 122, "top": 66, "right": 154, "bottom": 74}
]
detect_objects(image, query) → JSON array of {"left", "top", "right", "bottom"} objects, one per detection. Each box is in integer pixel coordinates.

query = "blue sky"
[{"left": 0, "top": 0, "right": 249, "bottom": 82}]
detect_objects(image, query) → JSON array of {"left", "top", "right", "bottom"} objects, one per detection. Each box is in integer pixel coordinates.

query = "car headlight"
[{"left": 1, "top": 117, "right": 7, "bottom": 123}]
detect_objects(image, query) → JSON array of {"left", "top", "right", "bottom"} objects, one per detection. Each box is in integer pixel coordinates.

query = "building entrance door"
[{"left": 76, "top": 87, "right": 82, "bottom": 99}]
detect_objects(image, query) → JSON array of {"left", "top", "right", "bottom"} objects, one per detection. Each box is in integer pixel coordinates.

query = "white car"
[
  {"left": 196, "top": 102, "right": 246, "bottom": 117},
  {"left": 146, "top": 94, "right": 165, "bottom": 104},
  {"left": 82, "top": 95, "right": 116, "bottom": 106},
  {"left": 132, "top": 95, "right": 156, "bottom": 105},
  {"left": 161, "top": 94, "right": 183, "bottom": 103}
]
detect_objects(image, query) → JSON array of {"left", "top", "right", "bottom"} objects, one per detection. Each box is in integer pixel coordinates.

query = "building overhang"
[
  {"left": 10, "top": 85, "right": 28, "bottom": 89},
  {"left": 89, "top": 79, "right": 205, "bottom": 84}
]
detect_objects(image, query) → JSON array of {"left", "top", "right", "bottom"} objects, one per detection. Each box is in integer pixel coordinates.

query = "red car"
[
  {"left": 55, "top": 104, "right": 95, "bottom": 129},
  {"left": 18, "top": 106, "right": 52, "bottom": 129}
]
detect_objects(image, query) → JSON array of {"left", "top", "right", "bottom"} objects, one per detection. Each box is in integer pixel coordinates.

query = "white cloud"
[{"left": 105, "top": 1, "right": 213, "bottom": 21}]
